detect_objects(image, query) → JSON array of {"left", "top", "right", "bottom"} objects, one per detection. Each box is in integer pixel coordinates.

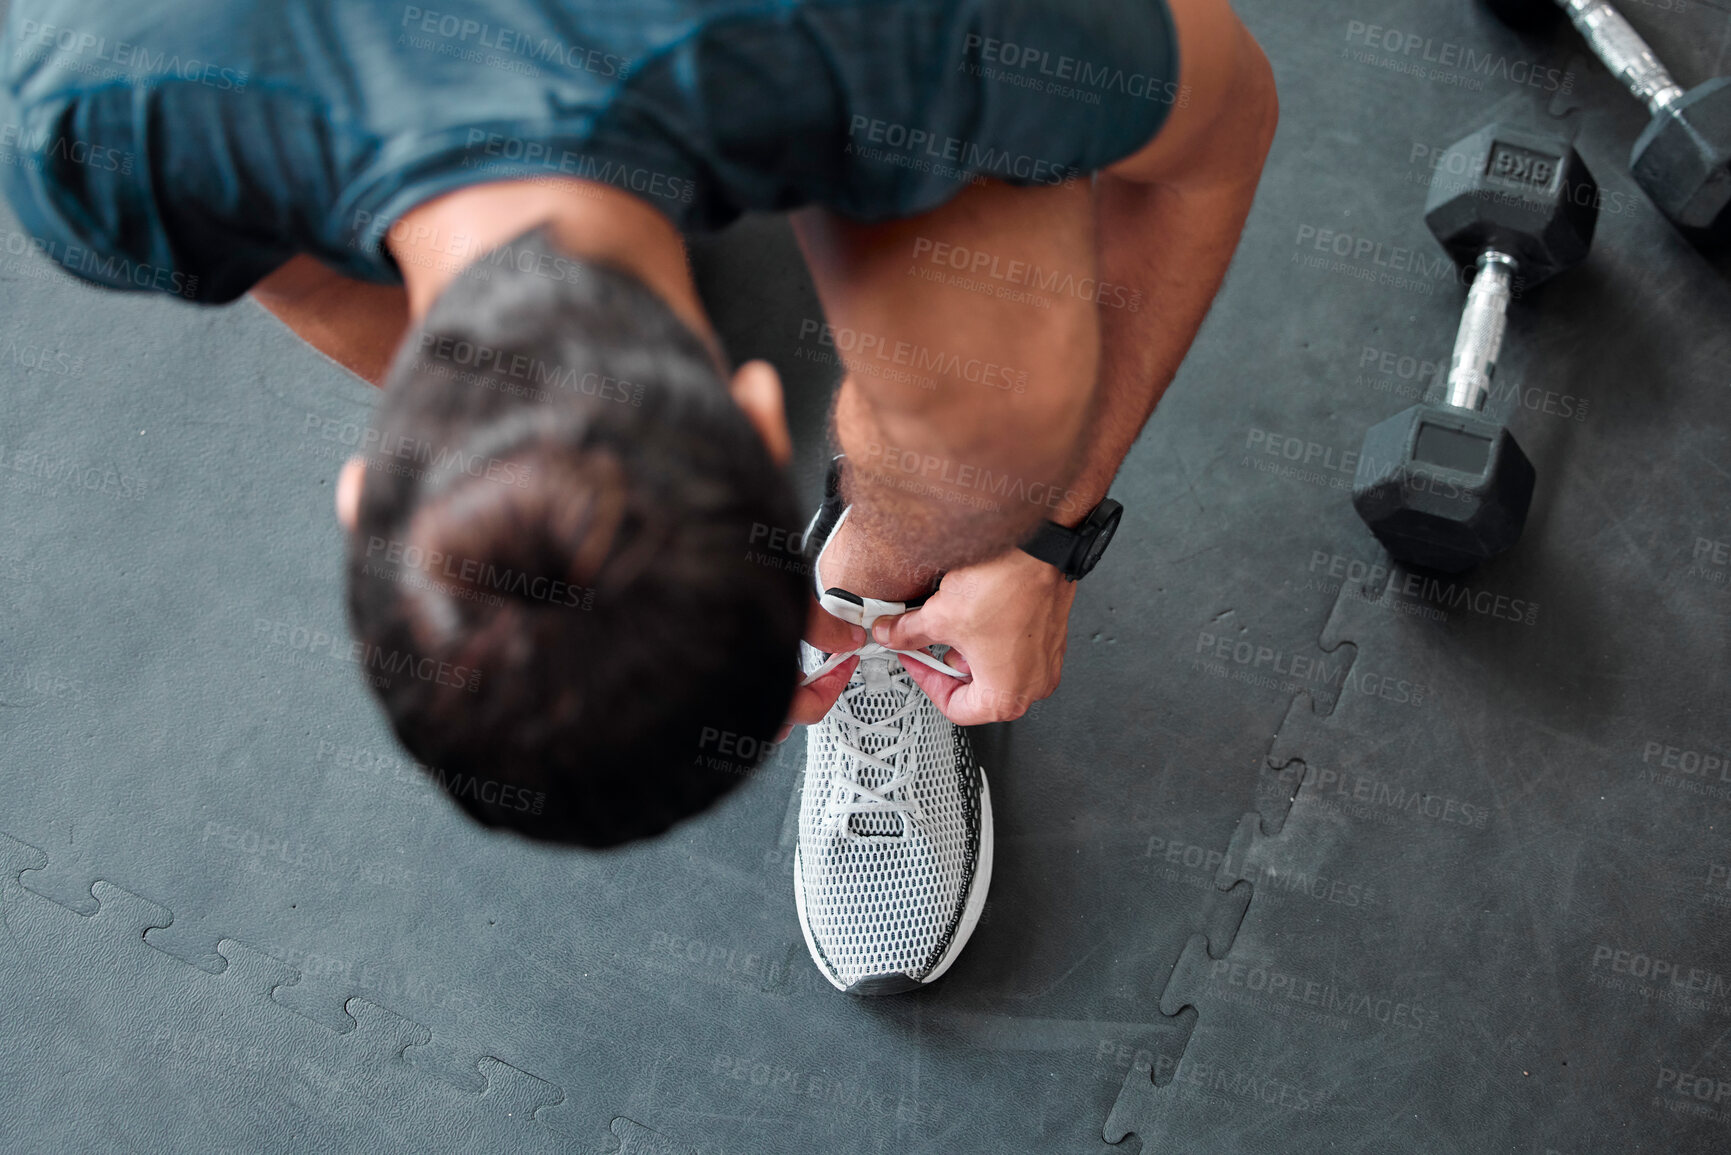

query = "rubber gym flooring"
[{"left": 3, "top": 0, "right": 1731, "bottom": 1152}]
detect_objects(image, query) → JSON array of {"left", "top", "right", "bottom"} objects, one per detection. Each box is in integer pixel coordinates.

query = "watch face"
[{"left": 1078, "top": 507, "right": 1121, "bottom": 577}]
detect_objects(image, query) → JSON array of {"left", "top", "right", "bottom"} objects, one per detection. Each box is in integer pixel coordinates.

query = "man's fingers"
[
  {"left": 901, "top": 657, "right": 969, "bottom": 717},
  {"left": 872, "top": 607, "right": 942, "bottom": 652},
  {"left": 805, "top": 597, "right": 867, "bottom": 653},
  {"left": 950, "top": 679, "right": 1034, "bottom": 725},
  {"left": 922, "top": 678, "right": 1004, "bottom": 727},
  {"left": 903, "top": 653, "right": 1036, "bottom": 726},
  {"left": 786, "top": 655, "right": 858, "bottom": 729},
  {"left": 901, "top": 651, "right": 1006, "bottom": 726}
]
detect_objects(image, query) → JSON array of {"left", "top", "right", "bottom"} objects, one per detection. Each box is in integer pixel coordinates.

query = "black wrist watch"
[{"left": 1020, "top": 498, "right": 1123, "bottom": 582}]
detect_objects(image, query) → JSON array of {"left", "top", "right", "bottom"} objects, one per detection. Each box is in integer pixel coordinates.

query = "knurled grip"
[
  {"left": 1560, "top": 0, "right": 1686, "bottom": 112},
  {"left": 1446, "top": 253, "right": 1516, "bottom": 412}
]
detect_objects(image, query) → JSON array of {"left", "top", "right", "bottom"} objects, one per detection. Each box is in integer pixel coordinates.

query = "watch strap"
[{"left": 1021, "top": 518, "right": 1083, "bottom": 574}]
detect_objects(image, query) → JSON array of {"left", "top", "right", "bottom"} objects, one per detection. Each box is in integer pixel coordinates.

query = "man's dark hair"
[{"left": 345, "top": 227, "right": 806, "bottom": 848}]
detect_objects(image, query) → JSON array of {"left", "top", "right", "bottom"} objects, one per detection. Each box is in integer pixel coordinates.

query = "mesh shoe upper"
[{"left": 794, "top": 503, "right": 989, "bottom": 992}]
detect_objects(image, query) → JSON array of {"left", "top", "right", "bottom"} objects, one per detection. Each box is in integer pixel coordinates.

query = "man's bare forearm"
[
  {"left": 1062, "top": 46, "right": 1279, "bottom": 524},
  {"left": 795, "top": 179, "right": 1103, "bottom": 600},
  {"left": 251, "top": 255, "right": 410, "bottom": 388}
]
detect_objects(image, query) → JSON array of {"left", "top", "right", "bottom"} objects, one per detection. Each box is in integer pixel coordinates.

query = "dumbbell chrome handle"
[
  {"left": 1558, "top": 0, "right": 1686, "bottom": 113},
  {"left": 1445, "top": 252, "right": 1517, "bottom": 412}
]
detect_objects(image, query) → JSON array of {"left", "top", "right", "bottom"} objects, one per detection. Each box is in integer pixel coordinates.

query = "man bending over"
[{"left": 0, "top": 0, "right": 1275, "bottom": 994}]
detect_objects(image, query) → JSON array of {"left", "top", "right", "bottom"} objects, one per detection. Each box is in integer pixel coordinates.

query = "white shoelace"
[{"left": 802, "top": 642, "right": 965, "bottom": 839}]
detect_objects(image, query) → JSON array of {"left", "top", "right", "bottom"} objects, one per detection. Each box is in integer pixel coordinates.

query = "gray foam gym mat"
[{"left": 2, "top": 0, "right": 1730, "bottom": 1151}]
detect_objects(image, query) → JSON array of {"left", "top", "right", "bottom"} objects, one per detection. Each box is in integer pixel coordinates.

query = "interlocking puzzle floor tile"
[
  {"left": 1105, "top": 210, "right": 1731, "bottom": 1151},
  {"left": 3, "top": 0, "right": 1731, "bottom": 1151}
]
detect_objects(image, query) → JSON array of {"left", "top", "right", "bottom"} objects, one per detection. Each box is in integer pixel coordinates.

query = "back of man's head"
[{"left": 345, "top": 228, "right": 806, "bottom": 847}]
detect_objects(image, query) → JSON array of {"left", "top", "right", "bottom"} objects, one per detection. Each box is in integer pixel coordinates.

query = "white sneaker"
[{"left": 793, "top": 503, "right": 994, "bottom": 995}]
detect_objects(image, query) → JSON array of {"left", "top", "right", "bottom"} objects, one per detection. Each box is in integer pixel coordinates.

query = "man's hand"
[
  {"left": 777, "top": 600, "right": 866, "bottom": 742},
  {"left": 871, "top": 548, "right": 1077, "bottom": 725}
]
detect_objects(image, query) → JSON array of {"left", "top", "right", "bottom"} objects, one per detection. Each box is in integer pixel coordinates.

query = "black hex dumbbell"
[
  {"left": 1353, "top": 124, "right": 1600, "bottom": 574},
  {"left": 1481, "top": 0, "right": 1731, "bottom": 244}
]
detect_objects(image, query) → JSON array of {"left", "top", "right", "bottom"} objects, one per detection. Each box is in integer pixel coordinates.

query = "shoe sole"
[{"left": 794, "top": 769, "right": 995, "bottom": 995}]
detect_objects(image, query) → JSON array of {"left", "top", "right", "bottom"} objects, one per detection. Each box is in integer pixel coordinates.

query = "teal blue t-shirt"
[{"left": 0, "top": 0, "right": 1177, "bottom": 303}]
